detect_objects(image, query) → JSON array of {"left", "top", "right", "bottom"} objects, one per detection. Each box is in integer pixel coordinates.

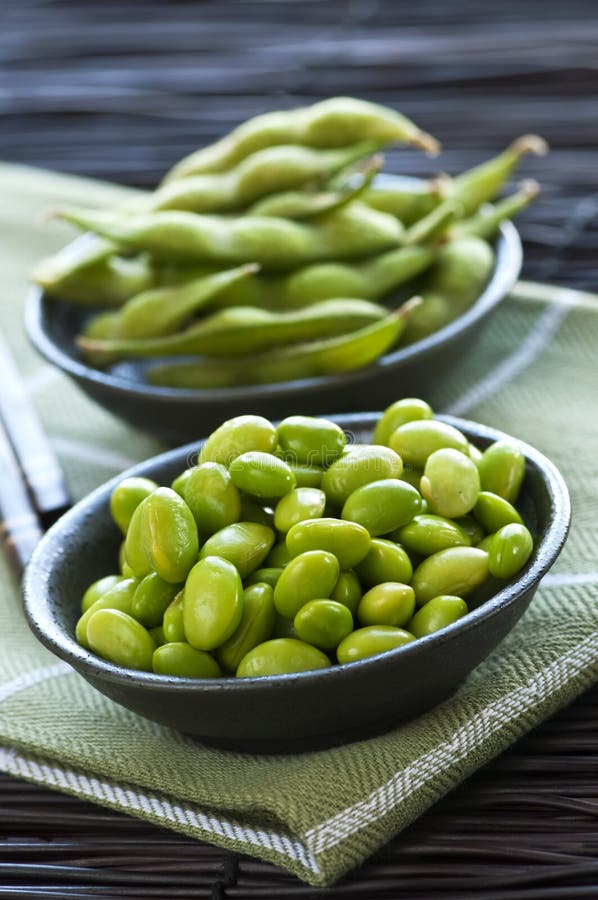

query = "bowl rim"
[
  {"left": 22, "top": 412, "right": 570, "bottom": 695},
  {"left": 24, "top": 187, "right": 522, "bottom": 404}
]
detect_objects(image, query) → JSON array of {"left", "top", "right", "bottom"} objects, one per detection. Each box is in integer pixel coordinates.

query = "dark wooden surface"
[{"left": 2, "top": 1, "right": 598, "bottom": 896}]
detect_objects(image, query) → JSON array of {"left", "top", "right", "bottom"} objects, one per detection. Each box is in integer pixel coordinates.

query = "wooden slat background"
[{"left": 2, "top": 1, "right": 597, "bottom": 896}]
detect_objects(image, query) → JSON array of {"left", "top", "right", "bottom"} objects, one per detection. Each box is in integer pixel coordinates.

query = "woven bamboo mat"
[{"left": 2, "top": 1, "right": 598, "bottom": 896}]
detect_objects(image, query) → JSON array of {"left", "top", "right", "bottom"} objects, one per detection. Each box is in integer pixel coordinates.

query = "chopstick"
[
  {"left": 0, "top": 333, "right": 70, "bottom": 529},
  {"left": 0, "top": 419, "right": 45, "bottom": 577}
]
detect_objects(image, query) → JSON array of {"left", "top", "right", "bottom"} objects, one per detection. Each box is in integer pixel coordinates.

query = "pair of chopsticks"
[{"left": 0, "top": 333, "right": 70, "bottom": 578}]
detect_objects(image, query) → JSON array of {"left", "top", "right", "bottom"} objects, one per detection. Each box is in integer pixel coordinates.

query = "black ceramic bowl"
[
  {"left": 23, "top": 413, "right": 569, "bottom": 752},
  {"left": 25, "top": 181, "right": 522, "bottom": 445}
]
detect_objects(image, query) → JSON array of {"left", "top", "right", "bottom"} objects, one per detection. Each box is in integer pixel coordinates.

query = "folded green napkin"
[{"left": 1, "top": 163, "right": 597, "bottom": 887}]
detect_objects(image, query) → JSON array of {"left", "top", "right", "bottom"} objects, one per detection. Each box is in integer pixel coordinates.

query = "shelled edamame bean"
[
  {"left": 76, "top": 402, "right": 535, "bottom": 679},
  {"left": 31, "top": 95, "right": 546, "bottom": 390}
]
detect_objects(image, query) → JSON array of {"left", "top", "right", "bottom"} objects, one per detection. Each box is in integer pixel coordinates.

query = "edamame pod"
[
  {"left": 453, "top": 180, "right": 539, "bottom": 241},
  {"left": 32, "top": 250, "right": 156, "bottom": 308},
  {"left": 147, "top": 300, "right": 419, "bottom": 389},
  {"left": 164, "top": 96, "right": 439, "bottom": 181},
  {"left": 361, "top": 174, "right": 448, "bottom": 224}
]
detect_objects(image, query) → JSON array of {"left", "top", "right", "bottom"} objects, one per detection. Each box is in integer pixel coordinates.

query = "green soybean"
[
  {"left": 473, "top": 491, "right": 523, "bottom": 532},
  {"left": 408, "top": 595, "right": 469, "bottom": 638},
  {"left": 81, "top": 574, "right": 123, "bottom": 613},
  {"left": 131, "top": 572, "right": 181, "bottom": 628},
  {"left": 286, "top": 463, "right": 324, "bottom": 489},
  {"left": 239, "top": 497, "right": 275, "bottom": 527},
  {"left": 162, "top": 590, "right": 186, "bottom": 642},
  {"left": 341, "top": 478, "right": 422, "bottom": 536},
  {"left": 229, "top": 452, "right": 296, "bottom": 499},
  {"left": 286, "top": 518, "right": 371, "bottom": 570},
  {"left": 236, "top": 638, "right": 330, "bottom": 678},
  {"left": 293, "top": 600, "right": 354, "bottom": 650},
  {"left": 274, "top": 488, "right": 326, "bottom": 533},
  {"left": 388, "top": 419, "right": 469, "bottom": 467},
  {"left": 124, "top": 487, "right": 199, "bottom": 583},
  {"left": 153, "top": 642, "right": 222, "bottom": 678},
  {"left": 183, "top": 556, "right": 243, "bottom": 651},
  {"left": 420, "top": 448, "right": 480, "bottom": 518},
  {"left": 411, "top": 547, "right": 489, "bottom": 606},
  {"left": 330, "top": 570, "right": 362, "bottom": 616},
  {"left": 244, "top": 567, "right": 284, "bottom": 588},
  {"left": 357, "top": 582, "right": 415, "bottom": 628},
  {"left": 76, "top": 578, "right": 137, "bottom": 650},
  {"left": 199, "top": 414, "right": 277, "bottom": 466},
  {"left": 181, "top": 462, "right": 242, "bottom": 533},
  {"left": 265, "top": 541, "right": 292, "bottom": 568},
  {"left": 321, "top": 444, "right": 403, "bottom": 507},
  {"left": 373, "top": 398, "right": 433, "bottom": 446},
  {"left": 109, "top": 476, "right": 158, "bottom": 535},
  {"left": 273, "top": 550, "right": 340, "bottom": 619},
  {"left": 488, "top": 524, "right": 534, "bottom": 578},
  {"left": 355, "top": 539, "right": 413, "bottom": 587},
  {"left": 217, "top": 582, "right": 276, "bottom": 673},
  {"left": 361, "top": 174, "right": 447, "bottom": 224},
  {"left": 336, "top": 626, "right": 415, "bottom": 664},
  {"left": 87, "top": 608, "right": 155, "bottom": 672},
  {"left": 277, "top": 415, "right": 346, "bottom": 466},
  {"left": 477, "top": 440, "right": 526, "bottom": 504},
  {"left": 198, "top": 522, "right": 275, "bottom": 579},
  {"left": 395, "top": 514, "right": 471, "bottom": 556}
]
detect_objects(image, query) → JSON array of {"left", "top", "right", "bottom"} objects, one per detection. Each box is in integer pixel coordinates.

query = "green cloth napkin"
[{"left": 1, "top": 162, "right": 597, "bottom": 887}]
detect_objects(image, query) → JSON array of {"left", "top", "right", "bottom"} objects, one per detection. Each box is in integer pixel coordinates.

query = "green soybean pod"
[
  {"left": 217, "top": 583, "right": 276, "bottom": 673},
  {"left": 341, "top": 478, "right": 422, "bottom": 536},
  {"left": 153, "top": 642, "right": 222, "bottom": 678},
  {"left": 357, "top": 582, "right": 415, "bottom": 628},
  {"left": 109, "top": 476, "right": 158, "bottom": 535},
  {"left": 236, "top": 638, "right": 330, "bottom": 678},
  {"left": 132, "top": 572, "right": 181, "bottom": 628},
  {"left": 337, "top": 626, "right": 415, "bottom": 664},
  {"left": 81, "top": 574, "right": 123, "bottom": 613},
  {"left": 183, "top": 556, "right": 243, "bottom": 651},
  {"left": 321, "top": 445, "right": 403, "bottom": 508},
  {"left": 199, "top": 414, "right": 277, "bottom": 466},
  {"left": 395, "top": 514, "right": 471, "bottom": 556},
  {"left": 355, "top": 539, "right": 413, "bottom": 588},
  {"left": 276, "top": 415, "right": 346, "bottom": 466},
  {"left": 420, "top": 448, "right": 481, "bottom": 518},
  {"left": 163, "top": 590, "right": 185, "bottom": 643},
  {"left": 124, "top": 487, "right": 199, "bottom": 584},
  {"left": 477, "top": 440, "right": 526, "bottom": 504},
  {"left": 373, "top": 398, "right": 434, "bottom": 446},
  {"left": 76, "top": 578, "right": 138, "bottom": 650},
  {"left": 181, "top": 462, "right": 241, "bottom": 533},
  {"left": 244, "top": 567, "right": 284, "bottom": 589},
  {"left": 293, "top": 600, "right": 354, "bottom": 651},
  {"left": 229, "top": 452, "right": 296, "bottom": 499},
  {"left": 274, "top": 487, "right": 326, "bottom": 533},
  {"left": 388, "top": 419, "right": 469, "bottom": 468},
  {"left": 87, "top": 609, "right": 155, "bottom": 672},
  {"left": 473, "top": 491, "right": 523, "bottom": 533},
  {"left": 273, "top": 550, "right": 340, "bottom": 619},
  {"left": 330, "top": 570, "right": 362, "bottom": 616},
  {"left": 488, "top": 524, "right": 534, "bottom": 579},
  {"left": 198, "top": 522, "right": 275, "bottom": 578},
  {"left": 408, "top": 595, "right": 469, "bottom": 638},
  {"left": 411, "top": 547, "right": 490, "bottom": 607},
  {"left": 286, "top": 518, "right": 371, "bottom": 570}
]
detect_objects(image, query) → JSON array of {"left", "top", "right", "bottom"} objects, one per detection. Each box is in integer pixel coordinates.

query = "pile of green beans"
[
  {"left": 77, "top": 402, "right": 535, "bottom": 678},
  {"left": 31, "top": 95, "right": 546, "bottom": 387}
]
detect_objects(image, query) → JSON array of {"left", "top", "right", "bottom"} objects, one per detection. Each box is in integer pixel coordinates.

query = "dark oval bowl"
[
  {"left": 25, "top": 183, "right": 522, "bottom": 444},
  {"left": 23, "top": 413, "right": 569, "bottom": 753}
]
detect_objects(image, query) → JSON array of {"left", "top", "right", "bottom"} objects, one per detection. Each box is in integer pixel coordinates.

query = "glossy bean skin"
[
  {"left": 162, "top": 590, "right": 185, "bottom": 643},
  {"left": 336, "top": 626, "right": 415, "bottom": 664},
  {"left": 124, "top": 487, "right": 199, "bottom": 584},
  {"left": 473, "top": 491, "right": 523, "bottom": 533},
  {"left": 388, "top": 420, "right": 469, "bottom": 468},
  {"left": 454, "top": 514, "right": 485, "bottom": 546},
  {"left": 330, "top": 570, "right": 362, "bottom": 616},
  {"left": 76, "top": 578, "right": 137, "bottom": 650},
  {"left": 264, "top": 540, "right": 292, "bottom": 568},
  {"left": 477, "top": 440, "right": 526, "bottom": 504},
  {"left": 321, "top": 445, "right": 403, "bottom": 507},
  {"left": 199, "top": 415, "right": 277, "bottom": 466},
  {"left": 355, "top": 539, "right": 413, "bottom": 588},
  {"left": 411, "top": 547, "right": 489, "bottom": 606},
  {"left": 357, "top": 582, "right": 415, "bottom": 628},
  {"left": 131, "top": 572, "right": 181, "bottom": 628},
  {"left": 341, "top": 478, "right": 422, "bottom": 536},
  {"left": 109, "top": 476, "right": 158, "bottom": 535},
  {"left": 86, "top": 609, "right": 155, "bottom": 672},
  {"left": 81, "top": 574, "right": 123, "bottom": 613},
  {"left": 182, "top": 462, "right": 241, "bottom": 533},
  {"left": 199, "top": 522, "right": 275, "bottom": 579},
  {"left": 373, "top": 398, "right": 433, "bottom": 446},
  {"left": 171, "top": 468, "right": 194, "bottom": 498},
  {"left": 453, "top": 181, "right": 540, "bottom": 241},
  {"left": 149, "top": 625, "right": 166, "bottom": 647},
  {"left": 286, "top": 518, "right": 371, "bottom": 570},
  {"left": 273, "top": 550, "right": 340, "bottom": 619},
  {"left": 293, "top": 600, "right": 354, "bottom": 650},
  {"left": 147, "top": 302, "right": 416, "bottom": 389},
  {"left": 277, "top": 416, "right": 346, "bottom": 466},
  {"left": 164, "top": 97, "right": 438, "bottom": 180},
  {"left": 236, "top": 637, "right": 330, "bottom": 678},
  {"left": 244, "top": 567, "right": 284, "bottom": 588},
  {"left": 420, "top": 448, "right": 480, "bottom": 518},
  {"left": 229, "top": 452, "right": 296, "bottom": 499},
  {"left": 488, "top": 524, "right": 534, "bottom": 578},
  {"left": 395, "top": 514, "right": 471, "bottom": 556},
  {"left": 408, "top": 595, "right": 469, "bottom": 638},
  {"left": 239, "top": 497, "right": 275, "bottom": 527},
  {"left": 183, "top": 556, "right": 243, "bottom": 651},
  {"left": 217, "top": 583, "right": 276, "bottom": 673},
  {"left": 287, "top": 463, "right": 324, "bottom": 489},
  {"left": 153, "top": 642, "right": 222, "bottom": 678},
  {"left": 274, "top": 488, "right": 326, "bottom": 533}
]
